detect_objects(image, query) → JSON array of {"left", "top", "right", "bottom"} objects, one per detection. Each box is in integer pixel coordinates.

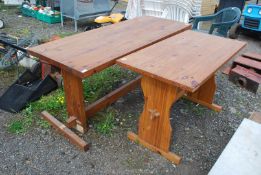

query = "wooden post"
[
  {"left": 186, "top": 75, "right": 222, "bottom": 112},
  {"left": 62, "top": 69, "right": 87, "bottom": 133}
]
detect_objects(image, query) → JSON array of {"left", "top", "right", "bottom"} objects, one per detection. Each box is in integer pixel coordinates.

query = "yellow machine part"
[{"left": 95, "top": 13, "right": 124, "bottom": 24}]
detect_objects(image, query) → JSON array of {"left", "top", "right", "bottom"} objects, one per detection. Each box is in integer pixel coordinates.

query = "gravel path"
[{"left": 0, "top": 4, "right": 260, "bottom": 175}]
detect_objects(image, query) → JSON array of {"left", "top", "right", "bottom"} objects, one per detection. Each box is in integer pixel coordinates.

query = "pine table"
[
  {"left": 27, "top": 16, "right": 191, "bottom": 151},
  {"left": 117, "top": 30, "right": 246, "bottom": 164}
]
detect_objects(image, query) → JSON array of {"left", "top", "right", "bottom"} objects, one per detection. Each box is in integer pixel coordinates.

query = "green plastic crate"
[
  {"left": 21, "top": 7, "right": 38, "bottom": 18},
  {"left": 36, "top": 0, "right": 47, "bottom": 7},
  {"left": 36, "top": 12, "right": 61, "bottom": 24}
]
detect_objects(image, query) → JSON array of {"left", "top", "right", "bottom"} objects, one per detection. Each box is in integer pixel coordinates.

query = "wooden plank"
[
  {"left": 242, "top": 52, "right": 261, "bottom": 62},
  {"left": 41, "top": 111, "right": 89, "bottom": 151},
  {"left": 28, "top": 16, "right": 191, "bottom": 79},
  {"left": 85, "top": 76, "right": 141, "bottom": 117},
  {"left": 128, "top": 132, "right": 182, "bottom": 165},
  {"left": 249, "top": 112, "right": 261, "bottom": 124},
  {"left": 62, "top": 69, "right": 87, "bottom": 133},
  {"left": 117, "top": 30, "right": 246, "bottom": 92},
  {"left": 66, "top": 116, "right": 77, "bottom": 128},
  {"left": 233, "top": 56, "right": 261, "bottom": 73}
]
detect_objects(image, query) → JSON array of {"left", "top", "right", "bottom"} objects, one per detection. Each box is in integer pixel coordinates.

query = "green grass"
[
  {"left": 8, "top": 66, "right": 135, "bottom": 134},
  {"left": 83, "top": 66, "right": 130, "bottom": 103},
  {"left": 55, "top": 32, "right": 75, "bottom": 38},
  {"left": 17, "top": 28, "right": 31, "bottom": 37},
  {"left": 91, "top": 108, "right": 117, "bottom": 135},
  {"left": 7, "top": 89, "right": 66, "bottom": 134}
]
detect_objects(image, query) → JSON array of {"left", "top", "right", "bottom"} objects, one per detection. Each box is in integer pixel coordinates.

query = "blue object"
[
  {"left": 192, "top": 7, "right": 241, "bottom": 37},
  {"left": 241, "top": 4, "right": 261, "bottom": 32}
]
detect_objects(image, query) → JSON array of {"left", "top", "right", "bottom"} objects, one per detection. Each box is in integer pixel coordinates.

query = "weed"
[
  {"left": 83, "top": 66, "right": 131, "bottom": 103},
  {"left": 17, "top": 28, "right": 31, "bottom": 37},
  {"left": 192, "top": 106, "right": 205, "bottom": 116},
  {"left": 184, "top": 100, "right": 206, "bottom": 116},
  {"left": 8, "top": 120, "right": 26, "bottom": 134},
  {"left": 8, "top": 89, "right": 66, "bottom": 134},
  {"left": 55, "top": 32, "right": 75, "bottom": 38},
  {"left": 92, "top": 108, "right": 117, "bottom": 135},
  {"left": 8, "top": 107, "right": 33, "bottom": 134},
  {"left": 8, "top": 65, "right": 136, "bottom": 134}
]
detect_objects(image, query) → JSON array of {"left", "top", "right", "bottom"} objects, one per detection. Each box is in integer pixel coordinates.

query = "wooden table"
[
  {"left": 28, "top": 16, "right": 191, "bottom": 150},
  {"left": 117, "top": 30, "right": 246, "bottom": 164}
]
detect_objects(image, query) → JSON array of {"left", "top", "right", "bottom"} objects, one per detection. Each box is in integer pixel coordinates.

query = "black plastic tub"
[{"left": 0, "top": 69, "right": 57, "bottom": 113}]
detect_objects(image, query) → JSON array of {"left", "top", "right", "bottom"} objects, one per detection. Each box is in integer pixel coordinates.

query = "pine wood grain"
[
  {"left": 62, "top": 69, "right": 87, "bottom": 132},
  {"left": 117, "top": 30, "right": 246, "bottom": 92},
  {"left": 28, "top": 16, "right": 191, "bottom": 79},
  {"left": 128, "top": 76, "right": 184, "bottom": 164},
  {"left": 41, "top": 111, "right": 89, "bottom": 151}
]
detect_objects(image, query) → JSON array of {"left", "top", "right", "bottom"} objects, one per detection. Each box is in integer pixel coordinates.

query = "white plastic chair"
[
  {"left": 125, "top": 0, "right": 202, "bottom": 20},
  {"left": 125, "top": 0, "right": 142, "bottom": 19},
  {"left": 161, "top": 4, "right": 191, "bottom": 23}
]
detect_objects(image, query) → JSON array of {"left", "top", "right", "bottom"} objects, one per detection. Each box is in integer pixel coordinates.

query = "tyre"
[
  {"left": 0, "top": 19, "right": 4, "bottom": 29},
  {"left": 229, "top": 23, "right": 241, "bottom": 39},
  {"left": 84, "top": 23, "right": 102, "bottom": 31}
]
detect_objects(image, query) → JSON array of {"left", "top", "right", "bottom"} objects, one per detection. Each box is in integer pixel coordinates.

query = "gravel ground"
[{"left": 0, "top": 3, "right": 261, "bottom": 175}]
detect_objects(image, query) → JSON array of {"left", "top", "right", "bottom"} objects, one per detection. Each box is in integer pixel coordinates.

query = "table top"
[
  {"left": 28, "top": 16, "right": 191, "bottom": 78},
  {"left": 117, "top": 30, "right": 246, "bottom": 92}
]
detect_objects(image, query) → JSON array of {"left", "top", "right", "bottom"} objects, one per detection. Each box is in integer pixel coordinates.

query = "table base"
[{"left": 128, "top": 75, "right": 222, "bottom": 164}]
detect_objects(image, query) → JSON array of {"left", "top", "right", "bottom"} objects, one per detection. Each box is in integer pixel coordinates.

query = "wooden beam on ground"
[
  {"left": 85, "top": 76, "right": 141, "bottom": 117},
  {"left": 41, "top": 111, "right": 89, "bottom": 151},
  {"left": 128, "top": 132, "right": 182, "bottom": 165}
]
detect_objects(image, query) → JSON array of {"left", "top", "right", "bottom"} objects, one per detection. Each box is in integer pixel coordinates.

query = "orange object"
[{"left": 50, "top": 35, "right": 61, "bottom": 41}]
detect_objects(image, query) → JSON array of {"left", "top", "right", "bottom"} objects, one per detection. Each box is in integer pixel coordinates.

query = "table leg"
[
  {"left": 62, "top": 70, "right": 87, "bottom": 133},
  {"left": 128, "top": 76, "right": 184, "bottom": 164},
  {"left": 186, "top": 75, "right": 222, "bottom": 112}
]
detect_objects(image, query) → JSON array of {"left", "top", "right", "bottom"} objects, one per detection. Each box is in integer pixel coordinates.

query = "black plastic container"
[{"left": 0, "top": 69, "right": 57, "bottom": 113}]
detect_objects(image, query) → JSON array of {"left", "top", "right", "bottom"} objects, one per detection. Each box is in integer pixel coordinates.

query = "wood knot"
[{"left": 148, "top": 109, "right": 160, "bottom": 120}]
